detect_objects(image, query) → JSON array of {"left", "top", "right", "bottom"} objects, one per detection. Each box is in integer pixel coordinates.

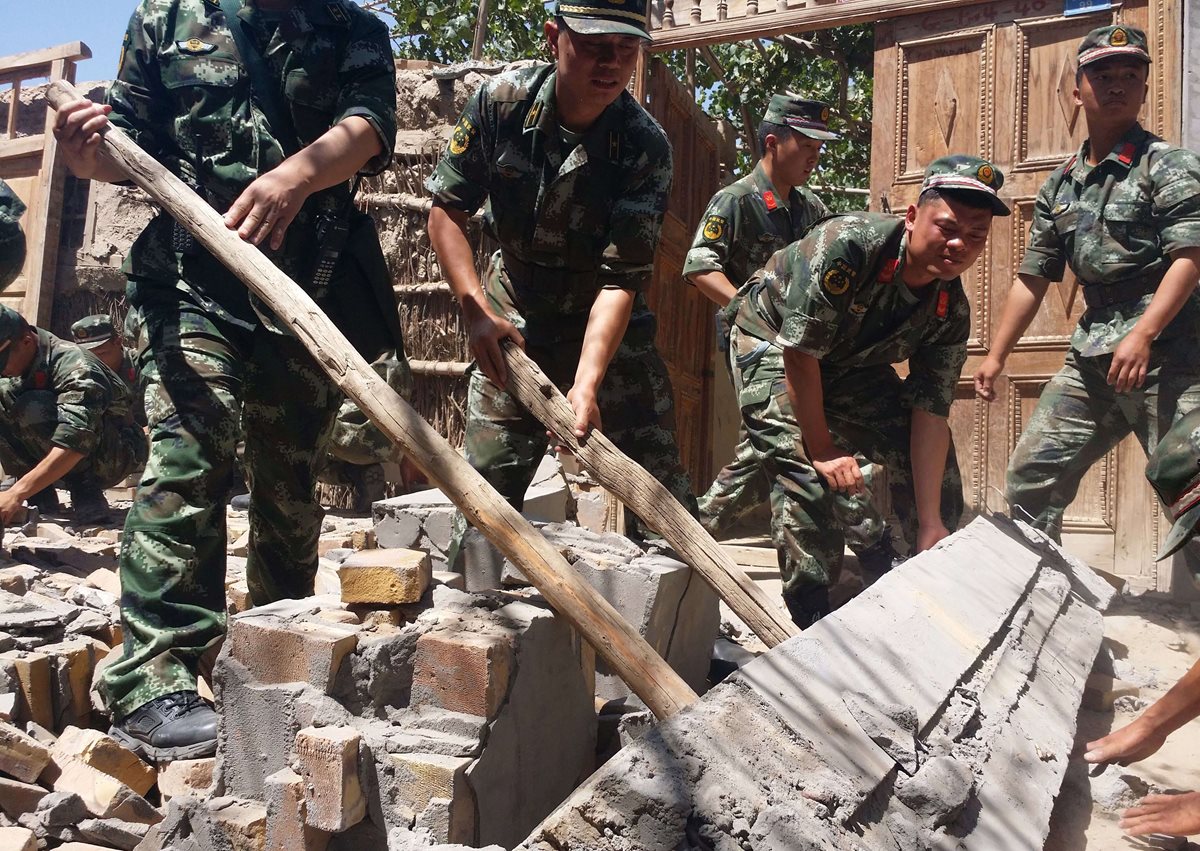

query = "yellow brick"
[
  {"left": 0, "top": 722, "right": 51, "bottom": 784},
  {"left": 48, "top": 727, "right": 157, "bottom": 797},
  {"left": 0, "top": 652, "right": 52, "bottom": 730},
  {"left": 338, "top": 549, "right": 431, "bottom": 605}
]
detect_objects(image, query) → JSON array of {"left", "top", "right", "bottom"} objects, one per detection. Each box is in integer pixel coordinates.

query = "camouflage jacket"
[
  {"left": 117, "top": 347, "right": 148, "bottom": 428},
  {"left": 426, "top": 63, "right": 672, "bottom": 342},
  {"left": 0, "top": 179, "right": 26, "bottom": 289},
  {"left": 732, "top": 213, "right": 970, "bottom": 417},
  {"left": 0, "top": 329, "right": 137, "bottom": 457},
  {"left": 108, "top": 0, "right": 396, "bottom": 323},
  {"left": 1020, "top": 123, "right": 1200, "bottom": 356},
  {"left": 683, "top": 160, "right": 830, "bottom": 287}
]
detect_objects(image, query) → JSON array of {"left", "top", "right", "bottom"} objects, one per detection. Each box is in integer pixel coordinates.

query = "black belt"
[{"left": 1081, "top": 276, "right": 1160, "bottom": 310}]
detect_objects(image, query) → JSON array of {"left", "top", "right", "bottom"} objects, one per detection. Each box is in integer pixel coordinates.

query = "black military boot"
[
  {"left": 69, "top": 485, "right": 111, "bottom": 526},
  {"left": 783, "top": 586, "right": 831, "bottom": 629},
  {"left": 110, "top": 691, "right": 218, "bottom": 762},
  {"left": 855, "top": 529, "right": 904, "bottom": 587}
]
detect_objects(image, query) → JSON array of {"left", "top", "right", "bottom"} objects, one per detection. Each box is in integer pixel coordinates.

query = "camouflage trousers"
[
  {"left": 0, "top": 391, "right": 146, "bottom": 489},
  {"left": 698, "top": 344, "right": 774, "bottom": 536},
  {"left": 449, "top": 320, "right": 697, "bottom": 564},
  {"left": 731, "top": 328, "right": 964, "bottom": 597},
  {"left": 1007, "top": 339, "right": 1200, "bottom": 540},
  {"left": 99, "top": 298, "right": 340, "bottom": 719}
]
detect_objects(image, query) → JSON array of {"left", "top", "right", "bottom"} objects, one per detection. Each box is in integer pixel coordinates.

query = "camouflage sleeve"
[
  {"left": 424, "top": 83, "right": 492, "bottom": 215},
  {"left": 0, "top": 180, "right": 26, "bottom": 290},
  {"left": 1018, "top": 170, "right": 1067, "bottom": 282},
  {"left": 799, "top": 188, "right": 832, "bottom": 232},
  {"left": 1152, "top": 148, "right": 1200, "bottom": 254},
  {"left": 105, "top": 1, "right": 172, "bottom": 161},
  {"left": 902, "top": 284, "right": 970, "bottom": 417},
  {"left": 597, "top": 133, "right": 673, "bottom": 291},
  {"left": 47, "top": 353, "right": 114, "bottom": 456},
  {"left": 335, "top": 11, "right": 397, "bottom": 175},
  {"left": 681, "top": 189, "right": 738, "bottom": 281},
  {"left": 775, "top": 222, "right": 865, "bottom": 358}
]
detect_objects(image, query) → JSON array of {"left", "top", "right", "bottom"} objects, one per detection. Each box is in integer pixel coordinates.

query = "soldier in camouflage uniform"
[
  {"left": 0, "top": 180, "right": 25, "bottom": 289},
  {"left": 975, "top": 25, "right": 1200, "bottom": 540},
  {"left": 0, "top": 306, "right": 146, "bottom": 525},
  {"left": 427, "top": 0, "right": 696, "bottom": 560},
  {"left": 54, "top": 0, "right": 398, "bottom": 759},
  {"left": 727, "top": 155, "right": 1008, "bottom": 626},
  {"left": 315, "top": 351, "right": 413, "bottom": 512},
  {"left": 684, "top": 94, "right": 834, "bottom": 537},
  {"left": 71, "top": 314, "right": 146, "bottom": 428}
]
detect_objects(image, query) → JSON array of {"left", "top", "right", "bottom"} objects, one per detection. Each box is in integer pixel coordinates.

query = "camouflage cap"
[
  {"left": 70, "top": 314, "right": 117, "bottom": 350},
  {"left": 763, "top": 94, "right": 839, "bottom": 141},
  {"left": 555, "top": 0, "right": 649, "bottom": 40},
  {"left": 1078, "top": 25, "right": 1151, "bottom": 69},
  {"left": 920, "top": 154, "right": 1010, "bottom": 216},
  {"left": 1147, "top": 408, "right": 1200, "bottom": 561}
]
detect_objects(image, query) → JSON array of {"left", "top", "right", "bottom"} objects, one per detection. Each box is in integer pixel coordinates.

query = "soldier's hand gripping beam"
[
  {"left": 500, "top": 341, "right": 799, "bottom": 646},
  {"left": 44, "top": 79, "right": 698, "bottom": 720}
]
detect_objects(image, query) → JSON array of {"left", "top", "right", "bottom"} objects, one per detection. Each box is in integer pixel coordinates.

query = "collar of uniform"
[
  {"left": 1073, "top": 122, "right": 1148, "bottom": 177},
  {"left": 18, "top": 326, "right": 52, "bottom": 382},
  {"left": 524, "top": 70, "right": 560, "bottom": 137},
  {"left": 890, "top": 227, "right": 922, "bottom": 306},
  {"left": 748, "top": 161, "right": 794, "bottom": 213}
]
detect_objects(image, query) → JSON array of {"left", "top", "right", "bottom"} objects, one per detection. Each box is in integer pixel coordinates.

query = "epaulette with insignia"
[
  {"left": 524, "top": 100, "right": 543, "bottom": 130},
  {"left": 936, "top": 290, "right": 949, "bottom": 319},
  {"left": 608, "top": 131, "right": 620, "bottom": 160}
]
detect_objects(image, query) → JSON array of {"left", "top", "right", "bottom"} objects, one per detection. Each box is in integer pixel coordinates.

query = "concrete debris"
[{"left": 520, "top": 516, "right": 1111, "bottom": 850}]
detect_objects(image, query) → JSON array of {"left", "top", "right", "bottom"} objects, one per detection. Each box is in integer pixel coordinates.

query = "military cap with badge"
[
  {"left": 554, "top": 0, "right": 651, "bottom": 39},
  {"left": 763, "top": 93, "right": 840, "bottom": 142},
  {"left": 70, "top": 315, "right": 117, "bottom": 351},
  {"left": 919, "top": 154, "right": 1011, "bottom": 216},
  {"left": 1077, "top": 24, "right": 1151, "bottom": 69}
]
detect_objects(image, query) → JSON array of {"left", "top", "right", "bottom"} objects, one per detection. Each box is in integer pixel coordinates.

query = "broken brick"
[
  {"left": 47, "top": 727, "right": 157, "bottom": 797},
  {"left": 157, "top": 757, "right": 215, "bottom": 803},
  {"left": 411, "top": 628, "right": 513, "bottom": 718},
  {"left": 0, "top": 721, "right": 51, "bottom": 783},
  {"left": 0, "top": 651, "right": 52, "bottom": 729},
  {"left": 264, "top": 767, "right": 328, "bottom": 851},
  {"left": 294, "top": 726, "right": 365, "bottom": 833},
  {"left": 391, "top": 752, "right": 475, "bottom": 844},
  {"left": 229, "top": 616, "right": 357, "bottom": 692}
]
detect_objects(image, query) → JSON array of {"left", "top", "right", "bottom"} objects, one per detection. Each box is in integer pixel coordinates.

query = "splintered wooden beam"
[
  {"left": 501, "top": 342, "right": 799, "bottom": 647},
  {"left": 45, "top": 79, "right": 697, "bottom": 720}
]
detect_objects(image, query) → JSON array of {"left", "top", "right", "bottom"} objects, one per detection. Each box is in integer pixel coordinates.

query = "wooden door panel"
[
  {"left": 894, "top": 29, "right": 993, "bottom": 182},
  {"left": 1007, "top": 198, "right": 1083, "bottom": 346}
]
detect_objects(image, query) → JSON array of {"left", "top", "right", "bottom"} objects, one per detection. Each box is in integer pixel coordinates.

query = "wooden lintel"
[
  {"left": 0, "top": 42, "right": 92, "bottom": 76},
  {"left": 649, "top": 0, "right": 989, "bottom": 50}
]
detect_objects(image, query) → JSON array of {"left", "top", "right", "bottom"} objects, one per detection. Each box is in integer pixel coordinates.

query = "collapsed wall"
[{"left": 518, "top": 516, "right": 1116, "bottom": 850}]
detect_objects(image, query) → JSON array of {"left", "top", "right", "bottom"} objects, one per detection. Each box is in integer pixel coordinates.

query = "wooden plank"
[
  {"left": 0, "top": 43, "right": 91, "bottom": 77},
  {"left": 720, "top": 544, "right": 779, "bottom": 569},
  {"left": 0, "top": 138, "right": 44, "bottom": 160},
  {"left": 502, "top": 342, "right": 799, "bottom": 647},
  {"left": 43, "top": 79, "right": 698, "bottom": 721},
  {"left": 649, "top": 0, "right": 992, "bottom": 50}
]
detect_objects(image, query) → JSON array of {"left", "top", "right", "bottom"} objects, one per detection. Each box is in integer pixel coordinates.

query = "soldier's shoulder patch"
[
  {"left": 175, "top": 38, "right": 218, "bottom": 56},
  {"left": 448, "top": 116, "right": 475, "bottom": 156},
  {"left": 702, "top": 214, "right": 727, "bottom": 242},
  {"left": 822, "top": 257, "right": 855, "bottom": 295}
]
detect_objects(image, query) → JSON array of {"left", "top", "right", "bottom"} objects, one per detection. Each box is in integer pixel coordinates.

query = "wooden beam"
[
  {"left": 649, "top": 0, "right": 991, "bottom": 51},
  {"left": 501, "top": 342, "right": 799, "bottom": 647},
  {"left": 44, "top": 79, "right": 698, "bottom": 721},
  {"left": 0, "top": 137, "right": 44, "bottom": 159},
  {"left": 0, "top": 43, "right": 91, "bottom": 77}
]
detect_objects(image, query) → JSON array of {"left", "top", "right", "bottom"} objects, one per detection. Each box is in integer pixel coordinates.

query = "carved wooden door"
[
  {"left": 872, "top": 0, "right": 1183, "bottom": 588},
  {"left": 641, "top": 58, "right": 724, "bottom": 491}
]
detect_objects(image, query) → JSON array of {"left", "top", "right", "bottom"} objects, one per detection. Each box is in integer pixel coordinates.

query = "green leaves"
[{"left": 378, "top": 0, "right": 549, "bottom": 63}]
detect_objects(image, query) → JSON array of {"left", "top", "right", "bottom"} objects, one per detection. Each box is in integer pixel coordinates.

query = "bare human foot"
[
  {"left": 1084, "top": 717, "right": 1167, "bottom": 765},
  {"left": 1120, "top": 791, "right": 1200, "bottom": 837}
]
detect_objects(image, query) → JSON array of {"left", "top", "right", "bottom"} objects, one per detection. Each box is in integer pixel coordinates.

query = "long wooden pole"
[
  {"left": 501, "top": 343, "right": 798, "bottom": 647},
  {"left": 45, "top": 80, "right": 697, "bottom": 720}
]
